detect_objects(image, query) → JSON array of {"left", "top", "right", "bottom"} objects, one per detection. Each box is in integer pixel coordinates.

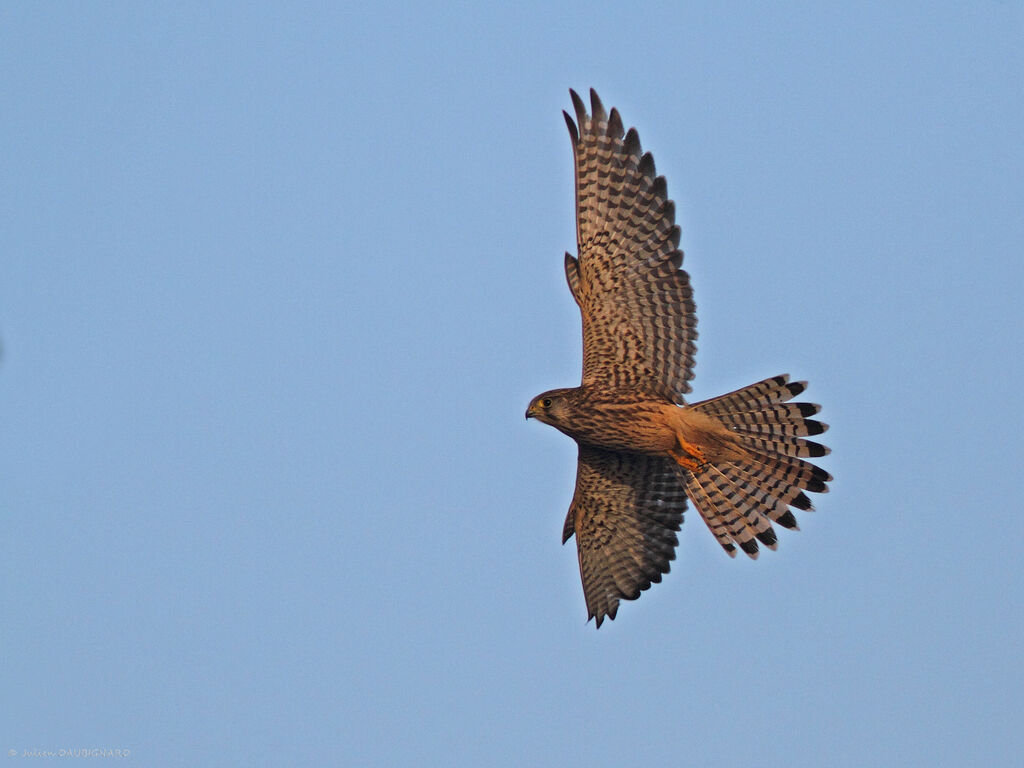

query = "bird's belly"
[{"left": 559, "top": 401, "right": 677, "bottom": 454}]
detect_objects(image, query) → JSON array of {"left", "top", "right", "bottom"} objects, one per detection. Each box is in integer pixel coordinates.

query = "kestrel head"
[{"left": 525, "top": 388, "right": 575, "bottom": 427}]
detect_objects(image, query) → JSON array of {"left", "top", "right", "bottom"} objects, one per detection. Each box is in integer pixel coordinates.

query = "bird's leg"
[{"left": 669, "top": 438, "right": 709, "bottom": 473}]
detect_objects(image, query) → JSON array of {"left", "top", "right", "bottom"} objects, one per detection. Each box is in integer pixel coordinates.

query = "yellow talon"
[{"left": 669, "top": 439, "right": 709, "bottom": 472}]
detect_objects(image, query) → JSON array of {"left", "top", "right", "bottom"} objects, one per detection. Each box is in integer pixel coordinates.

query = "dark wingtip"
[
  {"left": 624, "top": 127, "right": 641, "bottom": 156},
  {"left": 668, "top": 225, "right": 681, "bottom": 249},
  {"left": 607, "top": 107, "right": 623, "bottom": 138},
  {"left": 638, "top": 151, "right": 656, "bottom": 179},
  {"left": 589, "top": 88, "right": 606, "bottom": 124},
  {"left": 562, "top": 110, "right": 579, "bottom": 145},
  {"left": 593, "top": 603, "right": 617, "bottom": 629},
  {"left": 569, "top": 89, "right": 588, "bottom": 129},
  {"left": 652, "top": 176, "right": 668, "bottom": 201}
]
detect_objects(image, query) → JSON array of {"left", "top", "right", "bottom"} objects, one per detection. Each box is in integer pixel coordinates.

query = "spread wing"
[
  {"left": 562, "top": 445, "right": 687, "bottom": 627},
  {"left": 563, "top": 89, "right": 697, "bottom": 403}
]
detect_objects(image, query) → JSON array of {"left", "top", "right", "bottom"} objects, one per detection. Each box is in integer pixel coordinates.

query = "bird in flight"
[{"left": 526, "top": 89, "right": 832, "bottom": 627}]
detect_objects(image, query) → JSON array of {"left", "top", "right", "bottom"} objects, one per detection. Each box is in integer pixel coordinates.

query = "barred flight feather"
[
  {"left": 564, "top": 88, "right": 697, "bottom": 402},
  {"left": 565, "top": 446, "right": 686, "bottom": 627}
]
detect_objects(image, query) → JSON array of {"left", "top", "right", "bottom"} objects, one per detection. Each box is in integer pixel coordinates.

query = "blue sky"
[{"left": 2, "top": 2, "right": 1022, "bottom": 766}]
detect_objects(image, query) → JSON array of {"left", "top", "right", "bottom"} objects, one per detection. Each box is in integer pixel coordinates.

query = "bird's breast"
[{"left": 556, "top": 397, "right": 678, "bottom": 453}]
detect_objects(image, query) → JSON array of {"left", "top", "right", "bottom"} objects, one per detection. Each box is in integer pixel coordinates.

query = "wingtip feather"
[
  {"left": 589, "top": 88, "right": 606, "bottom": 124},
  {"left": 563, "top": 110, "right": 579, "bottom": 145},
  {"left": 607, "top": 107, "right": 623, "bottom": 138},
  {"left": 624, "top": 127, "right": 641, "bottom": 156},
  {"left": 570, "top": 88, "right": 587, "bottom": 128},
  {"left": 638, "top": 152, "right": 656, "bottom": 178},
  {"left": 652, "top": 176, "right": 667, "bottom": 200}
]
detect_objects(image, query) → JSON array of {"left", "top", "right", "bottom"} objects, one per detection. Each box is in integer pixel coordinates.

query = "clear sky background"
[{"left": 2, "top": 2, "right": 1022, "bottom": 766}]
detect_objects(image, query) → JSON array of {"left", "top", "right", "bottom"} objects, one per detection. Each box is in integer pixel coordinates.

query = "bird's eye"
[{"left": 542, "top": 398, "right": 552, "bottom": 408}]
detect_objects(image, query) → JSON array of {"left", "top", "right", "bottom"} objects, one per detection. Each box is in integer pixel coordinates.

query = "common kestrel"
[{"left": 527, "top": 89, "right": 831, "bottom": 627}]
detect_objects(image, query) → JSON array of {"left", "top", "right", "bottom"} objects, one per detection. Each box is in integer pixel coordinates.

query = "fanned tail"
[{"left": 682, "top": 375, "right": 831, "bottom": 557}]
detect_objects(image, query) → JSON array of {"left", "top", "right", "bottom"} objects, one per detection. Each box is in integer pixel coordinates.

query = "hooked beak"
[{"left": 525, "top": 403, "right": 536, "bottom": 420}]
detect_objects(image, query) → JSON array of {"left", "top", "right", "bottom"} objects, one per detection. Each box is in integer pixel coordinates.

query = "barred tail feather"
[
  {"left": 735, "top": 434, "right": 830, "bottom": 459},
  {"left": 681, "top": 468, "right": 776, "bottom": 558},
  {"left": 685, "top": 375, "right": 831, "bottom": 557},
  {"left": 719, "top": 409, "right": 828, "bottom": 438},
  {"left": 712, "top": 463, "right": 798, "bottom": 530},
  {"left": 690, "top": 374, "right": 804, "bottom": 416},
  {"left": 681, "top": 471, "right": 738, "bottom": 557},
  {"left": 723, "top": 459, "right": 816, "bottom": 514}
]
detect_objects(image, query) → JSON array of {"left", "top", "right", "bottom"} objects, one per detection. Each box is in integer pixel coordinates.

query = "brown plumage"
[{"left": 526, "top": 89, "right": 832, "bottom": 627}]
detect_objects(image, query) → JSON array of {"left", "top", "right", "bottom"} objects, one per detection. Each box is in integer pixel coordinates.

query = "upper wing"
[
  {"left": 563, "top": 445, "right": 687, "bottom": 627},
  {"left": 564, "top": 89, "right": 697, "bottom": 403}
]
